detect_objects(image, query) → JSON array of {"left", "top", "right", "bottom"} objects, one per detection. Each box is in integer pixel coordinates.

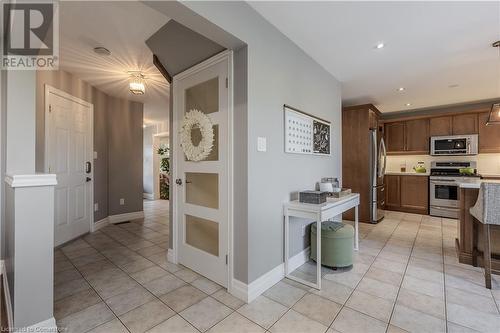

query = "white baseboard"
[
  {"left": 108, "top": 211, "right": 144, "bottom": 224},
  {"left": 26, "top": 317, "right": 57, "bottom": 331},
  {"left": 288, "top": 247, "right": 311, "bottom": 274},
  {"left": 230, "top": 278, "right": 249, "bottom": 302},
  {"left": 230, "top": 264, "right": 284, "bottom": 303},
  {"left": 143, "top": 192, "right": 154, "bottom": 200},
  {"left": 93, "top": 217, "right": 109, "bottom": 231},
  {"left": 167, "top": 248, "right": 176, "bottom": 264},
  {"left": 1, "top": 260, "right": 13, "bottom": 329},
  {"left": 229, "top": 247, "right": 311, "bottom": 303}
]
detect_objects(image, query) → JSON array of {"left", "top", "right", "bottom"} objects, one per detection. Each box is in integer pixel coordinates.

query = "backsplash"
[{"left": 386, "top": 154, "right": 500, "bottom": 176}]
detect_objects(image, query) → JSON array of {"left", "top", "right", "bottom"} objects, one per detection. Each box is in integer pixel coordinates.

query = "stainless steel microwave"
[{"left": 430, "top": 134, "right": 478, "bottom": 156}]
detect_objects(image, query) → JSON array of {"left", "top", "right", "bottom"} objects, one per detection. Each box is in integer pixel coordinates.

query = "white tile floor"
[{"left": 54, "top": 203, "right": 500, "bottom": 333}]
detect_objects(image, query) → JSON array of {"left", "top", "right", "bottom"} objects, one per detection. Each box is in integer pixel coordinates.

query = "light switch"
[{"left": 257, "top": 137, "right": 267, "bottom": 152}]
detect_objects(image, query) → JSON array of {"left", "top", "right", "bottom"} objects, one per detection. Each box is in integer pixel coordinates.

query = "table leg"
[
  {"left": 284, "top": 209, "right": 289, "bottom": 276},
  {"left": 354, "top": 205, "right": 359, "bottom": 251},
  {"left": 316, "top": 213, "right": 321, "bottom": 290}
]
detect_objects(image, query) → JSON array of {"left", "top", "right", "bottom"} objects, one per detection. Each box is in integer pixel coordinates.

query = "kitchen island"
[{"left": 456, "top": 179, "right": 500, "bottom": 269}]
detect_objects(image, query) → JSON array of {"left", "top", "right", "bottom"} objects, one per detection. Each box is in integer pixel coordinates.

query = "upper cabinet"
[
  {"left": 429, "top": 116, "right": 453, "bottom": 136},
  {"left": 385, "top": 122, "right": 406, "bottom": 153},
  {"left": 452, "top": 114, "right": 478, "bottom": 135},
  {"left": 384, "top": 110, "right": 495, "bottom": 155},
  {"left": 478, "top": 112, "right": 500, "bottom": 153},
  {"left": 385, "top": 119, "right": 429, "bottom": 154},
  {"left": 405, "top": 119, "right": 429, "bottom": 153}
]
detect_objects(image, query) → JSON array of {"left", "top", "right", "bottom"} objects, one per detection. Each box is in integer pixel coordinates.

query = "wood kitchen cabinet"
[
  {"left": 405, "top": 119, "right": 430, "bottom": 153},
  {"left": 478, "top": 112, "right": 500, "bottom": 153},
  {"left": 385, "top": 175, "right": 429, "bottom": 215},
  {"left": 400, "top": 176, "right": 429, "bottom": 214},
  {"left": 385, "top": 175, "right": 401, "bottom": 211},
  {"left": 452, "top": 113, "right": 478, "bottom": 135},
  {"left": 385, "top": 122, "right": 406, "bottom": 153},
  {"left": 429, "top": 116, "right": 453, "bottom": 136},
  {"left": 385, "top": 119, "right": 429, "bottom": 154}
]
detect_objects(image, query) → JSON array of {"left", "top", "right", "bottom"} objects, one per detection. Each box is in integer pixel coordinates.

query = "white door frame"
[
  {"left": 44, "top": 84, "right": 95, "bottom": 235},
  {"left": 171, "top": 50, "right": 234, "bottom": 291}
]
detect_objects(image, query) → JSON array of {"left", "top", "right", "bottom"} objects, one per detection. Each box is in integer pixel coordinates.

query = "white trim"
[
  {"left": 288, "top": 247, "right": 311, "bottom": 274},
  {"left": 230, "top": 264, "right": 285, "bottom": 303},
  {"left": 167, "top": 249, "right": 176, "bottom": 264},
  {"left": 172, "top": 50, "right": 234, "bottom": 284},
  {"left": 44, "top": 84, "right": 95, "bottom": 236},
  {"left": 4, "top": 174, "right": 57, "bottom": 188},
  {"left": 143, "top": 192, "right": 154, "bottom": 200},
  {"left": 108, "top": 211, "right": 144, "bottom": 224},
  {"left": 229, "top": 247, "right": 310, "bottom": 303},
  {"left": 93, "top": 217, "right": 109, "bottom": 231},
  {"left": 1, "top": 260, "right": 13, "bottom": 329},
  {"left": 230, "top": 278, "right": 249, "bottom": 303},
  {"left": 26, "top": 317, "right": 57, "bottom": 332}
]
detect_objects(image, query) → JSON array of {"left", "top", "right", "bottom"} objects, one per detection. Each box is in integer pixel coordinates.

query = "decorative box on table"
[{"left": 299, "top": 191, "right": 328, "bottom": 204}]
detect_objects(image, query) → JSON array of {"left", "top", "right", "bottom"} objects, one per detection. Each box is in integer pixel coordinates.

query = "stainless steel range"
[{"left": 429, "top": 161, "right": 480, "bottom": 219}]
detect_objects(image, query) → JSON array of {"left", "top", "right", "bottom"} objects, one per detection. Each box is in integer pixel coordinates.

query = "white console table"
[{"left": 284, "top": 193, "right": 360, "bottom": 290}]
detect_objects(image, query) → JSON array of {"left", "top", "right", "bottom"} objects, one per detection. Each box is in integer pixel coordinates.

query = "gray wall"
[
  {"left": 151, "top": 2, "right": 342, "bottom": 284},
  {"left": 107, "top": 97, "right": 144, "bottom": 215},
  {"left": 143, "top": 126, "right": 154, "bottom": 194},
  {"left": 36, "top": 70, "right": 144, "bottom": 221},
  {"left": 6, "top": 71, "right": 36, "bottom": 174}
]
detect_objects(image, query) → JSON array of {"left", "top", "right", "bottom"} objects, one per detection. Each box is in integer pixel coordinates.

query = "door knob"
[
  {"left": 175, "top": 179, "right": 182, "bottom": 185},
  {"left": 86, "top": 177, "right": 92, "bottom": 182}
]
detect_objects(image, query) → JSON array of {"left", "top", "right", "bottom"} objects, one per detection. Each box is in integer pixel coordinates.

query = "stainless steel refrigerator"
[{"left": 370, "top": 129, "right": 386, "bottom": 223}]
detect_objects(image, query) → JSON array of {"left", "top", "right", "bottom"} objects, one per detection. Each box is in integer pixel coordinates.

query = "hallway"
[{"left": 54, "top": 202, "right": 500, "bottom": 333}]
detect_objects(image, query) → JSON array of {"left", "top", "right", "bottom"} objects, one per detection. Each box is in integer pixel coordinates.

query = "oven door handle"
[
  {"left": 430, "top": 181, "right": 458, "bottom": 186},
  {"left": 432, "top": 206, "right": 459, "bottom": 211}
]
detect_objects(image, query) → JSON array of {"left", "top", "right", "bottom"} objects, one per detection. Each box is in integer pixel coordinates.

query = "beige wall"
[{"left": 36, "top": 70, "right": 143, "bottom": 221}]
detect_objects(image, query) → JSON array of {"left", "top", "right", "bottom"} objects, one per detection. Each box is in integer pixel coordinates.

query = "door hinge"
[
  {"left": 225, "top": 254, "right": 228, "bottom": 265},
  {"left": 49, "top": 104, "right": 52, "bottom": 113},
  {"left": 225, "top": 77, "right": 228, "bottom": 88}
]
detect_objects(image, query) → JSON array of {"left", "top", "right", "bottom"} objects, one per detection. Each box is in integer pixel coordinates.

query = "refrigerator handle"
[
  {"left": 379, "top": 138, "right": 387, "bottom": 178},
  {"left": 372, "top": 130, "right": 377, "bottom": 184}
]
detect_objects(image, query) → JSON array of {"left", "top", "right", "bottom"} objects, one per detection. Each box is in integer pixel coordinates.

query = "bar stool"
[{"left": 469, "top": 182, "right": 500, "bottom": 289}]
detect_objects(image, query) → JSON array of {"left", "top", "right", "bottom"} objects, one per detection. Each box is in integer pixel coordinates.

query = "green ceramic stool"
[{"left": 310, "top": 221, "right": 354, "bottom": 268}]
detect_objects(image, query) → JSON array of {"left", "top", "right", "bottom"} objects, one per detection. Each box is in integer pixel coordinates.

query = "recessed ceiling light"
[
  {"left": 405, "top": 103, "right": 412, "bottom": 107},
  {"left": 93, "top": 46, "right": 111, "bottom": 56},
  {"left": 397, "top": 87, "right": 405, "bottom": 92},
  {"left": 376, "top": 42, "right": 385, "bottom": 49}
]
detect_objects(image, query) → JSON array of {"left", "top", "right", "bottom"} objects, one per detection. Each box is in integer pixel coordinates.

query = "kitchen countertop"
[
  {"left": 385, "top": 171, "right": 430, "bottom": 176},
  {"left": 458, "top": 178, "right": 500, "bottom": 189}
]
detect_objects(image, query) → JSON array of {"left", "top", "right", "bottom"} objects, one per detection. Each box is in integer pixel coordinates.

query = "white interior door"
[
  {"left": 46, "top": 86, "right": 93, "bottom": 247},
  {"left": 174, "top": 52, "right": 231, "bottom": 287}
]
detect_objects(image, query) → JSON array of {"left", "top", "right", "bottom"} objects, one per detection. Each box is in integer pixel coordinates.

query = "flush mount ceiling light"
[
  {"left": 93, "top": 46, "right": 111, "bottom": 56},
  {"left": 405, "top": 103, "right": 412, "bottom": 107},
  {"left": 375, "top": 42, "right": 385, "bottom": 49},
  {"left": 397, "top": 87, "right": 405, "bottom": 92},
  {"left": 128, "top": 71, "right": 145, "bottom": 95},
  {"left": 486, "top": 103, "right": 500, "bottom": 126}
]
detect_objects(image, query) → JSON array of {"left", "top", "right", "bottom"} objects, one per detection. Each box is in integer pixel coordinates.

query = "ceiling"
[
  {"left": 250, "top": 1, "right": 500, "bottom": 113},
  {"left": 59, "top": 1, "right": 170, "bottom": 126}
]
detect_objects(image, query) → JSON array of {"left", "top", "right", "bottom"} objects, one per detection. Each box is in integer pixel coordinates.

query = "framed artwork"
[{"left": 284, "top": 105, "right": 331, "bottom": 156}]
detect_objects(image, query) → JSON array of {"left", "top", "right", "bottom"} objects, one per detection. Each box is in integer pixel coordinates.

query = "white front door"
[
  {"left": 46, "top": 86, "right": 93, "bottom": 247},
  {"left": 173, "top": 52, "right": 232, "bottom": 287}
]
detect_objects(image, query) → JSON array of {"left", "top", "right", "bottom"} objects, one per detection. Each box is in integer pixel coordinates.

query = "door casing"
[
  {"left": 44, "top": 84, "right": 95, "bottom": 244},
  {"left": 171, "top": 50, "right": 234, "bottom": 291}
]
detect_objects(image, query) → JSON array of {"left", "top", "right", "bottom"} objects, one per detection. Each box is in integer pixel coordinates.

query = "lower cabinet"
[{"left": 385, "top": 175, "right": 429, "bottom": 215}]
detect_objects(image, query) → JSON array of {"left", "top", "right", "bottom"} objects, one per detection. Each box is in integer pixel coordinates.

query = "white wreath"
[{"left": 180, "top": 109, "right": 214, "bottom": 161}]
